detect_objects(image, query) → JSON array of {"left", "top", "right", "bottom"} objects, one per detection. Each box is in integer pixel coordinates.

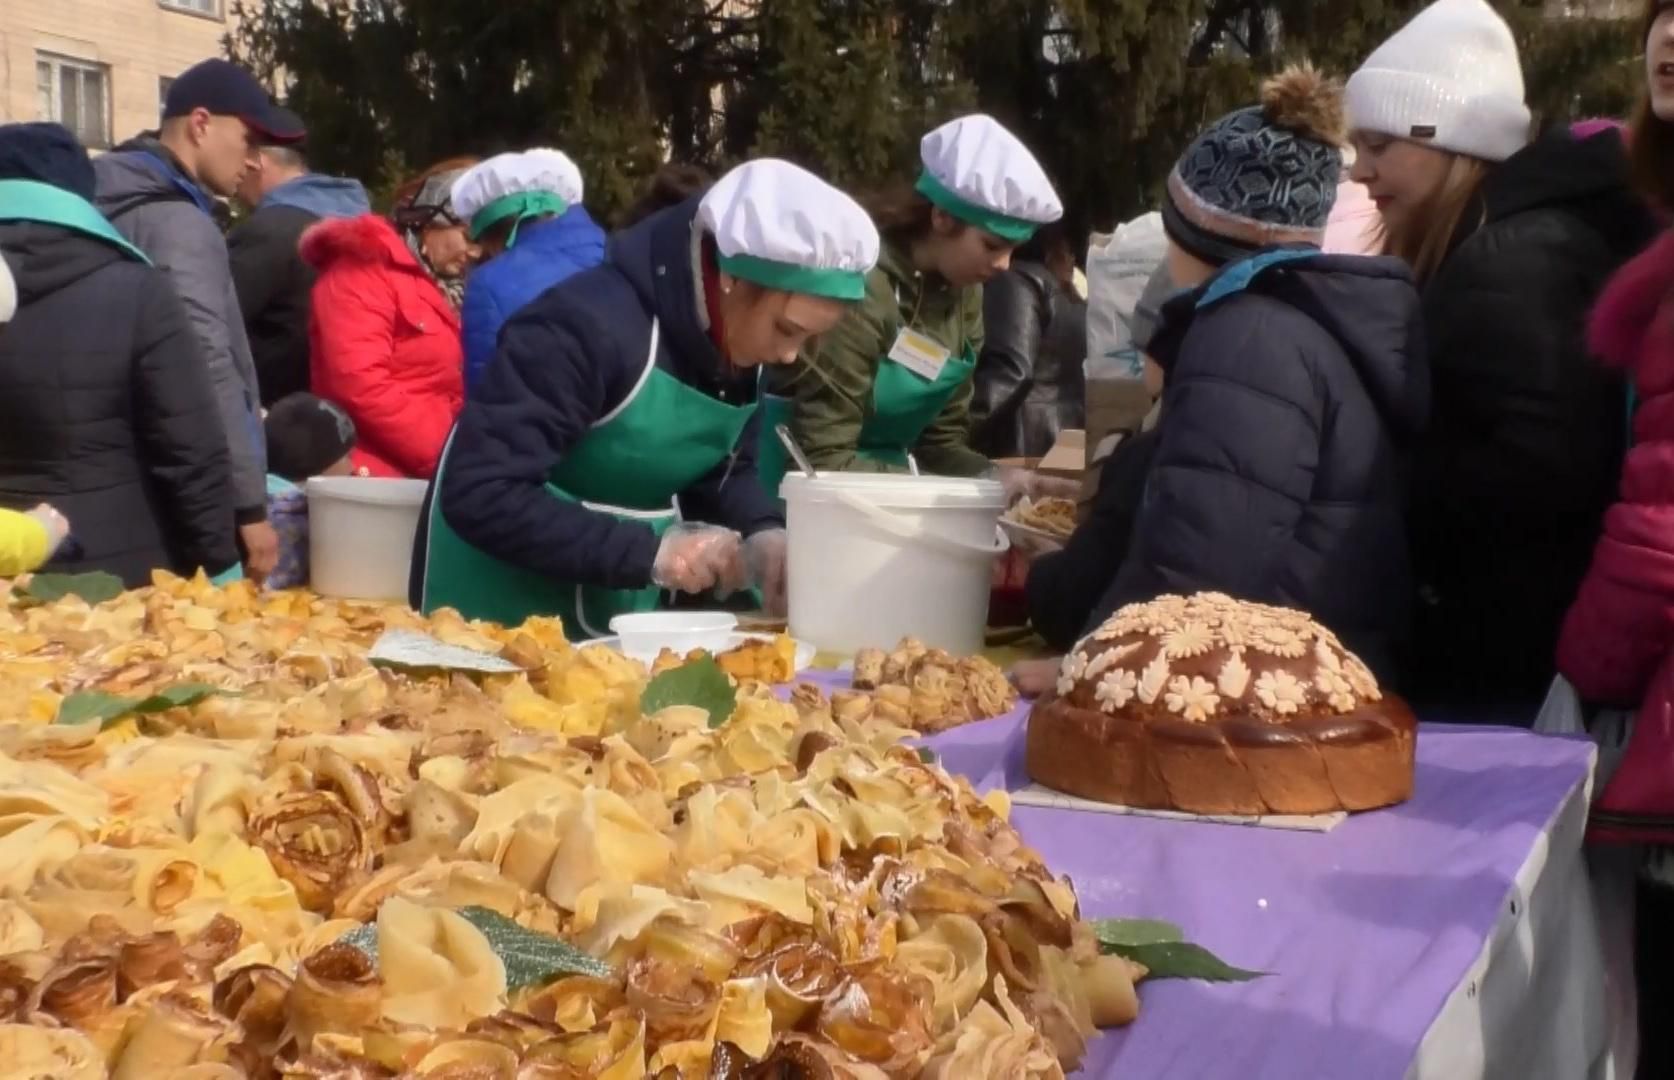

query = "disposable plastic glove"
[
  {"left": 744, "top": 528, "right": 789, "bottom": 617},
  {"left": 652, "top": 523, "right": 744, "bottom": 595},
  {"left": 991, "top": 464, "right": 1080, "bottom": 505},
  {"left": 25, "top": 504, "right": 70, "bottom": 557}
]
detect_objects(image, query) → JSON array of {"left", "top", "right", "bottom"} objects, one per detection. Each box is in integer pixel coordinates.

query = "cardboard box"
[
  {"left": 1081, "top": 377, "right": 1157, "bottom": 505},
  {"left": 1037, "top": 429, "right": 1085, "bottom": 478}
]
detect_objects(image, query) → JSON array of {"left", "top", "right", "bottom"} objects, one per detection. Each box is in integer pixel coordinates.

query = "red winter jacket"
[
  {"left": 300, "top": 215, "right": 463, "bottom": 479},
  {"left": 1556, "top": 228, "right": 1674, "bottom": 706}
]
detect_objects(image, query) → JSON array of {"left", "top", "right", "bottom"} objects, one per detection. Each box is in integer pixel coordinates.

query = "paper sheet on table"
[
  {"left": 1010, "top": 783, "right": 1346, "bottom": 832},
  {"left": 368, "top": 630, "right": 522, "bottom": 675}
]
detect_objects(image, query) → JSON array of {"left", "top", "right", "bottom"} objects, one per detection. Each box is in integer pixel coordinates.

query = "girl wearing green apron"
[
  {"left": 759, "top": 114, "right": 1064, "bottom": 499},
  {"left": 411, "top": 159, "right": 879, "bottom": 635}
]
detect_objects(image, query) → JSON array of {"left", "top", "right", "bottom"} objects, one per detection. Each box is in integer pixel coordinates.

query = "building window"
[
  {"left": 159, "top": 76, "right": 175, "bottom": 120},
  {"left": 36, "top": 53, "right": 110, "bottom": 149},
  {"left": 159, "top": 0, "right": 222, "bottom": 17}
]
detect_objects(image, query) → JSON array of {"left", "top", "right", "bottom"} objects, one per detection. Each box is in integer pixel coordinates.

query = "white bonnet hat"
[
  {"left": 917, "top": 114, "right": 1063, "bottom": 243},
  {"left": 698, "top": 159, "right": 880, "bottom": 302},
  {"left": 1345, "top": 0, "right": 1531, "bottom": 163},
  {"left": 451, "top": 148, "right": 585, "bottom": 242}
]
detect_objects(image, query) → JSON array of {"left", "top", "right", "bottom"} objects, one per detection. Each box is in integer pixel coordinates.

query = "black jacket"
[
  {"left": 0, "top": 221, "right": 238, "bottom": 585},
  {"left": 1407, "top": 128, "right": 1657, "bottom": 713},
  {"left": 227, "top": 174, "right": 371, "bottom": 407},
  {"left": 1095, "top": 249, "right": 1429, "bottom": 680},
  {"left": 1027, "top": 425, "right": 1160, "bottom": 650},
  {"left": 971, "top": 261, "right": 1086, "bottom": 458},
  {"left": 413, "top": 196, "right": 782, "bottom": 597}
]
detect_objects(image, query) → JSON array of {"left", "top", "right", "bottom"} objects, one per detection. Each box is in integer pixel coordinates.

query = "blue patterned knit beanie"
[{"left": 1164, "top": 66, "right": 1346, "bottom": 266}]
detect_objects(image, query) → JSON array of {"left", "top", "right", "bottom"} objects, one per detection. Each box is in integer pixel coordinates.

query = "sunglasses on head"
[{"left": 395, "top": 203, "right": 462, "bottom": 230}]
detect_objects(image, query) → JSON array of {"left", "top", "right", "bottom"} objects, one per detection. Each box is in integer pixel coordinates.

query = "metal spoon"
[{"left": 775, "top": 424, "right": 818, "bottom": 479}]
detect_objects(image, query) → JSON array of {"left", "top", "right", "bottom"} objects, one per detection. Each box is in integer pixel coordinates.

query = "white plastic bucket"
[
  {"left": 306, "top": 477, "right": 429, "bottom": 601},
  {"left": 782, "top": 473, "right": 1008, "bottom": 656}
]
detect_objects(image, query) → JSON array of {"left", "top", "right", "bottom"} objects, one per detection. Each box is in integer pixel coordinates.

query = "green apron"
[
  {"left": 420, "top": 320, "right": 757, "bottom": 637},
  {"left": 757, "top": 343, "right": 976, "bottom": 498}
]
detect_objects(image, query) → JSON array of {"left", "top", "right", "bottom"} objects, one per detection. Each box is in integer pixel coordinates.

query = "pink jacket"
[{"left": 1555, "top": 228, "right": 1674, "bottom": 705}]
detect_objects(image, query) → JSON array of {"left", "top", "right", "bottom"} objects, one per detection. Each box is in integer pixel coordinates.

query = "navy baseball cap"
[{"left": 163, "top": 59, "right": 305, "bottom": 144}]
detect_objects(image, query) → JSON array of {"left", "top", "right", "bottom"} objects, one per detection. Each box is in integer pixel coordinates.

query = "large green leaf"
[
  {"left": 1102, "top": 939, "right": 1266, "bottom": 983},
  {"left": 640, "top": 655, "right": 737, "bottom": 729},
  {"left": 1091, "top": 917, "right": 1185, "bottom": 949},
  {"left": 337, "top": 906, "right": 611, "bottom": 991},
  {"left": 457, "top": 906, "right": 613, "bottom": 989},
  {"left": 18, "top": 572, "right": 124, "bottom": 606},
  {"left": 55, "top": 682, "right": 224, "bottom": 729}
]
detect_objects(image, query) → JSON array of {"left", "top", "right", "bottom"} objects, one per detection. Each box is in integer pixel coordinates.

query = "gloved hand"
[
  {"left": 744, "top": 528, "right": 789, "bottom": 617},
  {"left": 992, "top": 464, "right": 1080, "bottom": 505},
  {"left": 25, "top": 504, "right": 70, "bottom": 557},
  {"left": 652, "top": 524, "right": 744, "bottom": 595}
]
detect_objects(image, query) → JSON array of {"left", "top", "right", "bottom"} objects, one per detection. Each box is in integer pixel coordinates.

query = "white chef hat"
[
  {"left": 916, "top": 114, "right": 1063, "bottom": 244},
  {"left": 698, "top": 159, "right": 879, "bottom": 302},
  {"left": 0, "top": 250, "right": 14, "bottom": 324},
  {"left": 450, "top": 147, "right": 586, "bottom": 244}
]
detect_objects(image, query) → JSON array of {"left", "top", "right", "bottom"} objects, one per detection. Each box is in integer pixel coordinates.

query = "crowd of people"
[{"left": 4, "top": 0, "right": 1674, "bottom": 1067}]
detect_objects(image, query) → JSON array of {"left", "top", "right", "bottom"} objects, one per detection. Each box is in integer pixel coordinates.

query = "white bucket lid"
[
  {"left": 780, "top": 472, "right": 1004, "bottom": 510},
  {"left": 305, "top": 476, "right": 430, "bottom": 507}
]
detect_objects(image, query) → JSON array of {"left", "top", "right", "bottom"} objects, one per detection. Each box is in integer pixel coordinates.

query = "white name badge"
[{"left": 887, "top": 328, "right": 951, "bottom": 382}]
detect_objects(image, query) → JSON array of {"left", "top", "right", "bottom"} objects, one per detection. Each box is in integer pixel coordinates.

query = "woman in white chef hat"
[
  {"left": 451, "top": 148, "right": 608, "bottom": 392},
  {"left": 760, "top": 114, "right": 1066, "bottom": 498},
  {"left": 413, "top": 159, "right": 879, "bottom": 633}
]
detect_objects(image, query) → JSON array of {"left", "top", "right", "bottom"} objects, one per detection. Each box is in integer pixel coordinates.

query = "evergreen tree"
[{"left": 230, "top": 0, "right": 1640, "bottom": 232}]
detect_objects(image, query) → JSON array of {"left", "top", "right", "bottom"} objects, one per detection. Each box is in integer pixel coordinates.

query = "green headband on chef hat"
[{"left": 468, "top": 190, "right": 568, "bottom": 247}]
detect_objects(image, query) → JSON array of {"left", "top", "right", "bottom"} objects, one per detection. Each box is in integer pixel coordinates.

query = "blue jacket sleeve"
[
  {"left": 460, "top": 278, "right": 506, "bottom": 395},
  {"left": 1096, "top": 299, "right": 1323, "bottom": 619},
  {"left": 439, "top": 309, "right": 661, "bottom": 588},
  {"left": 678, "top": 406, "right": 785, "bottom": 537}
]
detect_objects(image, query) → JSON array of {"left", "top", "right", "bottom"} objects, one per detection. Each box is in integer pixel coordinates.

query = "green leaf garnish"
[
  {"left": 456, "top": 906, "right": 613, "bottom": 989},
  {"left": 18, "top": 571, "right": 124, "bottom": 606},
  {"left": 1091, "top": 917, "right": 1185, "bottom": 948},
  {"left": 338, "top": 922, "right": 378, "bottom": 962},
  {"left": 917, "top": 747, "right": 938, "bottom": 765},
  {"left": 1100, "top": 937, "right": 1266, "bottom": 983},
  {"left": 640, "top": 655, "right": 737, "bottom": 729},
  {"left": 337, "top": 906, "right": 611, "bottom": 991},
  {"left": 55, "top": 682, "right": 223, "bottom": 729}
]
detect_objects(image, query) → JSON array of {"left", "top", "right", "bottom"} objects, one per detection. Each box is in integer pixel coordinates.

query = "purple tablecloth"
[{"left": 785, "top": 670, "right": 1596, "bottom": 1079}]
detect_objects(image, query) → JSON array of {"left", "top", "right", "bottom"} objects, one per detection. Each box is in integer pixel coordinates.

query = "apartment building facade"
[{"left": 0, "top": 0, "right": 245, "bottom": 151}]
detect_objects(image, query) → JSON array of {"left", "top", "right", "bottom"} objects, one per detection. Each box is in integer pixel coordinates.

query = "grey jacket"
[{"left": 93, "top": 141, "right": 267, "bottom": 518}]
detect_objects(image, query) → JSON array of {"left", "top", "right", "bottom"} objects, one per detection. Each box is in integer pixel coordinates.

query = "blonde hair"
[{"left": 1379, "top": 153, "right": 1492, "bottom": 284}]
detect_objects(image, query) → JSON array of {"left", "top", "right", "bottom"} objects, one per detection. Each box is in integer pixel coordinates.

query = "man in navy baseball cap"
[
  {"left": 88, "top": 56, "right": 308, "bottom": 584},
  {"left": 163, "top": 59, "right": 305, "bottom": 145}
]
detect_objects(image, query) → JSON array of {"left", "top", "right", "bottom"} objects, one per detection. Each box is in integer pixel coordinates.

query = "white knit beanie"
[{"left": 1345, "top": 0, "right": 1531, "bottom": 163}]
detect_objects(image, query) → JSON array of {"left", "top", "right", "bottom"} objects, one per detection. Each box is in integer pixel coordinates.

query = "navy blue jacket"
[
  {"left": 461, "top": 206, "right": 606, "bottom": 392},
  {"left": 414, "top": 197, "right": 782, "bottom": 596},
  {"left": 1094, "top": 249, "right": 1429, "bottom": 679}
]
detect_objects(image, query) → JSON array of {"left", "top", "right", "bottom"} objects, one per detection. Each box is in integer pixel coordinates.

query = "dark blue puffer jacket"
[
  {"left": 1093, "top": 247, "right": 1429, "bottom": 680},
  {"left": 410, "top": 196, "right": 782, "bottom": 602},
  {"left": 461, "top": 206, "right": 607, "bottom": 391}
]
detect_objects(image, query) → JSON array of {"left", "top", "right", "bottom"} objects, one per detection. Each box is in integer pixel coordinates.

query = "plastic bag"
[{"left": 1084, "top": 212, "right": 1167, "bottom": 381}]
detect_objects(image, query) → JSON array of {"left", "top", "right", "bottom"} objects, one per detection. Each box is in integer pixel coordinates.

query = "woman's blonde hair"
[{"left": 1379, "top": 152, "right": 1491, "bottom": 284}]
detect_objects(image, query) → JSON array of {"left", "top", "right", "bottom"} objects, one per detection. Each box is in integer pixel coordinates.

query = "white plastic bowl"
[{"left": 607, "top": 611, "right": 739, "bottom": 655}]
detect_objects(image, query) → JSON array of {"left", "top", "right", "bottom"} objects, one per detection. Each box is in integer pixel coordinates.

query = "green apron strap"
[{"left": 0, "top": 180, "right": 151, "bottom": 264}]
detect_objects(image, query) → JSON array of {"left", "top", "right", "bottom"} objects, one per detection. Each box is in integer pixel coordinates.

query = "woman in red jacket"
[
  {"left": 300, "top": 157, "right": 478, "bottom": 479},
  {"left": 1554, "top": 4, "right": 1674, "bottom": 1073}
]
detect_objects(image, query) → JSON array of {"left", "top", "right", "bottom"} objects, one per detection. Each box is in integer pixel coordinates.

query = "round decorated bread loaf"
[{"left": 1025, "top": 593, "right": 1416, "bottom": 815}]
